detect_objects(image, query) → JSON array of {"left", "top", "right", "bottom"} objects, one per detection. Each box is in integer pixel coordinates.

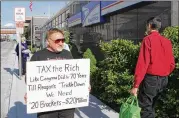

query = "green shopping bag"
[{"left": 119, "top": 95, "right": 141, "bottom": 118}]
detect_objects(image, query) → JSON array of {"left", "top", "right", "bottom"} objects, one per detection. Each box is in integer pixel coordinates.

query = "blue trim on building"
[
  {"left": 68, "top": 12, "right": 81, "bottom": 23},
  {"left": 101, "top": 1, "right": 117, "bottom": 9},
  {"left": 101, "top": 1, "right": 142, "bottom": 15},
  {"left": 68, "top": 12, "right": 82, "bottom": 27},
  {"left": 68, "top": 1, "right": 141, "bottom": 27}
]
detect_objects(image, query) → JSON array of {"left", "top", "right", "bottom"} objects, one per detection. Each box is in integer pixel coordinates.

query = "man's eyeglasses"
[{"left": 50, "top": 38, "right": 65, "bottom": 44}]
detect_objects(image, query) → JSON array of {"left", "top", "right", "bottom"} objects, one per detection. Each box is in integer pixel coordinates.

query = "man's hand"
[
  {"left": 130, "top": 87, "right": 138, "bottom": 96},
  {"left": 24, "top": 93, "right": 27, "bottom": 104}
]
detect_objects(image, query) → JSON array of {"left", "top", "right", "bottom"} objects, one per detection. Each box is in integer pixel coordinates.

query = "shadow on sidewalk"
[
  {"left": 75, "top": 95, "right": 113, "bottom": 118},
  {"left": 7, "top": 101, "right": 36, "bottom": 118},
  {"left": 4, "top": 68, "right": 20, "bottom": 79}
]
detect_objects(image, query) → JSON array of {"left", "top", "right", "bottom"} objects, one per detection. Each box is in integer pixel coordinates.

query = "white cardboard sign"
[{"left": 26, "top": 59, "right": 90, "bottom": 113}]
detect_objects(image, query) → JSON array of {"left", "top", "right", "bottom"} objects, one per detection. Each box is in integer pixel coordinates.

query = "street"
[{"left": 1, "top": 41, "right": 119, "bottom": 118}]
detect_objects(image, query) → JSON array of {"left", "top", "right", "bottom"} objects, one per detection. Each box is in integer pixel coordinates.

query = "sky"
[{"left": 1, "top": 1, "right": 67, "bottom": 28}]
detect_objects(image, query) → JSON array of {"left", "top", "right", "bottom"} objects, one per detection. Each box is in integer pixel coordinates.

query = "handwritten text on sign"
[{"left": 26, "top": 59, "right": 90, "bottom": 113}]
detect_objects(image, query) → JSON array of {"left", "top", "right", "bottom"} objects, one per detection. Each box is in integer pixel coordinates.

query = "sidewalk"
[
  {"left": 7, "top": 52, "right": 119, "bottom": 118},
  {"left": 7, "top": 53, "right": 36, "bottom": 118},
  {"left": 1, "top": 42, "right": 19, "bottom": 118}
]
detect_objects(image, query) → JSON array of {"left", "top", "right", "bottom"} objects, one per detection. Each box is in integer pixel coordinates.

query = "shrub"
[
  {"left": 91, "top": 26, "right": 179, "bottom": 117},
  {"left": 63, "top": 30, "right": 70, "bottom": 44},
  {"left": 62, "top": 29, "right": 73, "bottom": 50},
  {"left": 92, "top": 39, "right": 139, "bottom": 110},
  {"left": 83, "top": 48, "right": 97, "bottom": 75},
  {"left": 155, "top": 26, "right": 179, "bottom": 118}
]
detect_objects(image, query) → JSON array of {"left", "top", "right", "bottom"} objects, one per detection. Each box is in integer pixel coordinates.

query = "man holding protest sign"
[{"left": 24, "top": 28, "right": 91, "bottom": 118}]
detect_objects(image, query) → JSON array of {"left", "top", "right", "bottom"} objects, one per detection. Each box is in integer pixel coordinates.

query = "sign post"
[{"left": 15, "top": 7, "right": 25, "bottom": 79}]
